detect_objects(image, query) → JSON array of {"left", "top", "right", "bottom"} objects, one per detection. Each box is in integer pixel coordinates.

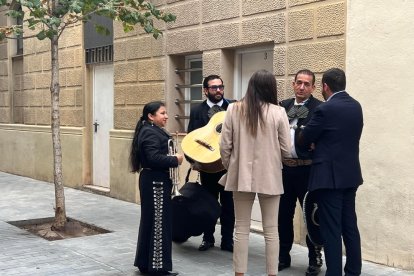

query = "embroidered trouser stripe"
[{"left": 152, "top": 182, "right": 164, "bottom": 270}]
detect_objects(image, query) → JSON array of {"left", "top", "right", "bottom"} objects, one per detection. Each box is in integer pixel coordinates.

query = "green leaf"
[
  {"left": 122, "top": 22, "right": 134, "bottom": 33},
  {"left": 36, "top": 30, "right": 47, "bottom": 40},
  {"left": 5, "top": 10, "right": 23, "bottom": 19},
  {"left": 144, "top": 22, "right": 153, "bottom": 34},
  {"left": 49, "top": 17, "right": 61, "bottom": 27},
  {"left": 95, "top": 24, "right": 110, "bottom": 36}
]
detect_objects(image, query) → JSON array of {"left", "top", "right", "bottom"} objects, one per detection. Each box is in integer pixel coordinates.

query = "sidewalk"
[{"left": 0, "top": 172, "right": 412, "bottom": 276}]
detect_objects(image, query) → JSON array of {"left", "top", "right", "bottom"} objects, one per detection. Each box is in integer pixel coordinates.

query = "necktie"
[
  {"left": 208, "top": 104, "right": 224, "bottom": 118},
  {"left": 287, "top": 105, "right": 309, "bottom": 120}
]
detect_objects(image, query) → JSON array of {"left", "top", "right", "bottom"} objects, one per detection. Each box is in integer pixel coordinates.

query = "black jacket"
[
  {"left": 279, "top": 95, "right": 322, "bottom": 159},
  {"left": 137, "top": 123, "right": 178, "bottom": 170},
  {"left": 301, "top": 92, "right": 363, "bottom": 191},
  {"left": 187, "top": 99, "right": 232, "bottom": 133}
]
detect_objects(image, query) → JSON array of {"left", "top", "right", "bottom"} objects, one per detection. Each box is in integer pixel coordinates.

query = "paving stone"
[{"left": 0, "top": 172, "right": 413, "bottom": 276}]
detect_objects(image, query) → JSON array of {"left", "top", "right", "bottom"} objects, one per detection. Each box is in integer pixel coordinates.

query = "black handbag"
[{"left": 171, "top": 169, "right": 221, "bottom": 243}]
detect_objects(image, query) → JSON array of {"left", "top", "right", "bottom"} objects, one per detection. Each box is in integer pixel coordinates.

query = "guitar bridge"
[{"left": 195, "top": 139, "right": 214, "bottom": 151}]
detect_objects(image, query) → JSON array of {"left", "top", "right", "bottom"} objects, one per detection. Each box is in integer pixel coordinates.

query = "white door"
[
  {"left": 93, "top": 64, "right": 114, "bottom": 188},
  {"left": 236, "top": 49, "right": 273, "bottom": 99},
  {"left": 236, "top": 48, "right": 273, "bottom": 230}
]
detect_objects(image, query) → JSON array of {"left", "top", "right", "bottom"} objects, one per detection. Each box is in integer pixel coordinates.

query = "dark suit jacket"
[
  {"left": 301, "top": 92, "right": 363, "bottom": 191},
  {"left": 187, "top": 99, "right": 232, "bottom": 132},
  {"left": 279, "top": 95, "right": 322, "bottom": 159}
]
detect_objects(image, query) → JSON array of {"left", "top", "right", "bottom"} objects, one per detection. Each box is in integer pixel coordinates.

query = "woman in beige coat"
[{"left": 219, "top": 70, "right": 291, "bottom": 276}]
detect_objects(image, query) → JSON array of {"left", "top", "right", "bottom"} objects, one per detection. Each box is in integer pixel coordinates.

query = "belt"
[{"left": 283, "top": 158, "right": 312, "bottom": 167}]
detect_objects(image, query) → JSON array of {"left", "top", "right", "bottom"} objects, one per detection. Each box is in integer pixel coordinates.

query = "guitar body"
[{"left": 182, "top": 111, "right": 226, "bottom": 173}]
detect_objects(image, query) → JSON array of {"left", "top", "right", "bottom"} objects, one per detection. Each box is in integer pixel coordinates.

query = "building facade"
[{"left": 0, "top": 0, "right": 413, "bottom": 270}]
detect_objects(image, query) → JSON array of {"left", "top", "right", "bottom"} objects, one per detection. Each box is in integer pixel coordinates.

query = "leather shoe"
[
  {"left": 220, "top": 242, "right": 233, "bottom": 252},
  {"left": 278, "top": 262, "right": 291, "bottom": 271},
  {"left": 148, "top": 271, "right": 179, "bottom": 276},
  {"left": 198, "top": 241, "right": 214, "bottom": 251},
  {"left": 305, "top": 265, "right": 321, "bottom": 276}
]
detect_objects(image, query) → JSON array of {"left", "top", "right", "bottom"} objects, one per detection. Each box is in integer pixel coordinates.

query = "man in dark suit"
[
  {"left": 187, "top": 74, "right": 235, "bottom": 252},
  {"left": 278, "top": 69, "right": 324, "bottom": 276},
  {"left": 300, "top": 68, "right": 363, "bottom": 276}
]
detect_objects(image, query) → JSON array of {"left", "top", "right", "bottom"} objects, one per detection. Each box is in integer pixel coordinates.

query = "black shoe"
[
  {"left": 305, "top": 265, "right": 321, "bottom": 276},
  {"left": 278, "top": 262, "right": 291, "bottom": 271},
  {"left": 220, "top": 242, "right": 233, "bottom": 252},
  {"left": 148, "top": 271, "right": 179, "bottom": 276},
  {"left": 198, "top": 241, "right": 214, "bottom": 251},
  {"left": 162, "top": 272, "right": 179, "bottom": 276}
]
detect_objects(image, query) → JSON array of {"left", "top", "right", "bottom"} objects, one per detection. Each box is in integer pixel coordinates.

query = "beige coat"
[{"left": 219, "top": 102, "right": 291, "bottom": 195}]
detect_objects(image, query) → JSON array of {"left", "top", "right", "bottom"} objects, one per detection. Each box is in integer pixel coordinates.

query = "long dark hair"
[
  {"left": 241, "top": 69, "right": 278, "bottom": 136},
  {"left": 129, "top": 101, "right": 165, "bottom": 173}
]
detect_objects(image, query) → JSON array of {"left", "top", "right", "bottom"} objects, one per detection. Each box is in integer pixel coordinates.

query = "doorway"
[
  {"left": 235, "top": 48, "right": 273, "bottom": 99},
  {"left": 235, "top": 47, "right": 274, "bottom": 230},
  {"left": 92, "top": 64, "right": 114, "bottom": 188}
]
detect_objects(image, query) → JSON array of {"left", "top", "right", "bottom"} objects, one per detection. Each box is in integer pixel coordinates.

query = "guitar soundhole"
[{"left": 216, "top": 123, "right": 222, "bottom": 133}]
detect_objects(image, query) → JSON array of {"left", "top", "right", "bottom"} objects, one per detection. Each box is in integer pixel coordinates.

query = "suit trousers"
[
  {"left": 233, "top": 192, "right": 280, "bottom": 275},
  {"left": 278, "top": 165, "right": 320, "bottom": 265},
  {"left": 200, "top": 171, "right": 235, "bottom": 244},
  {"left": 313, "top": 188, "right": 362, "bottom": 276}
]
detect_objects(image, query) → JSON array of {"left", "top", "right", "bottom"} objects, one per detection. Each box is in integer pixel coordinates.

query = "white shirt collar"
[
  {"left": 294, "top": 98, "right": 309, "bottom": 106},
  {"left": 206, "top": 98, "right": 224, "bottom": 108},
  {"left": 326, "top": 90, "right": 346, "bottom": 101}
]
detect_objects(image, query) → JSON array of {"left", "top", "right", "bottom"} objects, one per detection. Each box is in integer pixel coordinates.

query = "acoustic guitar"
[{"left": 181, "top": 111, "right": 226, "bottom": 173}]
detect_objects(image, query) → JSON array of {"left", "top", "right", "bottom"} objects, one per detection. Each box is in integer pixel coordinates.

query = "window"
[
  {"left": 84, "top": 14, "right": 113, "bottom": 64},
  {"left": 174, "top": 56, "right": 203, "bottom": 131},
  {"left": 186, "top": 58, "right": 203, "bottom": 113}
]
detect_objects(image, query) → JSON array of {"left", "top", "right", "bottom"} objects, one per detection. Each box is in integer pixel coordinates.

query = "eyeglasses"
[{"left": 207, "top": 85, "right": 225, "bottom": 91}]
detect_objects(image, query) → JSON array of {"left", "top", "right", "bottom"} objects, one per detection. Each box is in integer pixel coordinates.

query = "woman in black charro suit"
[{"left": 130, "top": 101, "right": 183, "bottom": 276}]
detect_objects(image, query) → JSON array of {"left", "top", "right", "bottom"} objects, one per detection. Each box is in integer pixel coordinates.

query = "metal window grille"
[
  {"left": 85, "top": 45, "right": 113, "bottom": 64},
  {"left": 174, "top": 61, "right": 203, "bottom": 121}
]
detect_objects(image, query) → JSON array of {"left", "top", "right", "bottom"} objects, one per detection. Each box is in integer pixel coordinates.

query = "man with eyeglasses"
[
  {"left": 187, "top": 74, "right": 235, "bottom": 253},
  {"left": 278, "top": 69, "right": 324, "bottom": 276}
]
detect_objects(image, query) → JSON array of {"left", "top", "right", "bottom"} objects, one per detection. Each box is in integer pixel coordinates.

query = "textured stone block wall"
[
  {"left": 113, "top": 0, "right": 346, "bottom": 130},
  {"left": 111, "top": 0, "right": 340, "bottom": 130},
  {"left": 113, "top": 17, "right": 168, "bottom": 129},
  {"left": 0, "top": 8, "right": 9, "bottom": 123},
  {"left": 12, "top": 23, "right": 84, "bottom": 126}
]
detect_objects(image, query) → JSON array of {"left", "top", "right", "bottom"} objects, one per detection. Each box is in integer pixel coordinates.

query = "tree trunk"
[{"left": 50, "top": 34, "right": 66, "bottom": 230}]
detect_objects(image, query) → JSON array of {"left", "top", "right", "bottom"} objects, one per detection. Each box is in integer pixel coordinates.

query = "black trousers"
[
  {"left": 134, "top": 170, "right": 173, "bottom": 273},
  {"left": 278, "top": 165, "right": 320, "bottom": 265},
  {"left": 313, "top": 188, "right": 361, "bottom": 276},
  {"left": 200, "top": 171, "right": 235, "bottom": 245}
]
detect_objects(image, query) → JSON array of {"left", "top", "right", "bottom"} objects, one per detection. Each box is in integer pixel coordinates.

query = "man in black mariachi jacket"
[
  {"left": 187, "top": 74, "right": 235, "bottom": 252},
  {"left": 278, "top": 69, "right": 324, "bottom": 276}
]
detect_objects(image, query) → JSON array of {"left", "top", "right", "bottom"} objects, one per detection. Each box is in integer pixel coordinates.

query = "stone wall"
[
  {"left": 346, "top": 0, "right": 414, "bottom": 269},
  {"left": 0, "top": 7, "right": 10, "bottom": 123},
  {"left": 14, "top": 23, "right": 84, "bottom": 126},
  {"left": 114, "top": 0, "right": 347, "bottom": 130},
  {"left": 3, "top": 0, "right": 413, "bottom": 270}
]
